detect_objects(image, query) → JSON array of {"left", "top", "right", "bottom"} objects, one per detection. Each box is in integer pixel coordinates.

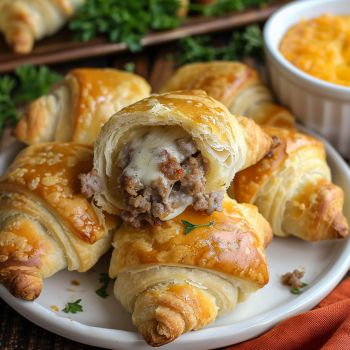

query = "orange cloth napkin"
[{"left": 225, "top": 277, "right": 350, "bottom": 350}]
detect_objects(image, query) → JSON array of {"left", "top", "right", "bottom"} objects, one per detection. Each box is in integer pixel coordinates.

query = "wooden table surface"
[{"left": 0, "top": 22, "right": 350, "bottom": 350}]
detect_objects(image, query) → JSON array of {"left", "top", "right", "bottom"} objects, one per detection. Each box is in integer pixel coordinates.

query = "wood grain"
[{"left": 0, "top": 1, "right": 291, "bottom": 73}]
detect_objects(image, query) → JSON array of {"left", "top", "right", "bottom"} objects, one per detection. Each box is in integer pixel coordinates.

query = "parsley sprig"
[
  {"left": 62, "top": 299, "right": 83, "bottom": 314},
  {"left": 69, "top": 0, "right": 183, "bottom": 52},
  {"left": 190, "top": 0, "right": 272, "bottom": 17},
  {"left": 96, "top": 273, "right": 112, "bottom": 298},
  {"left": 0, "top": 65, "right": 62, "bottom": 137},
  {"left": 182, "top": 220, "right": 215, "bottom": 235},
  {"left": 290, "top": 282, "right": 308, "bottom": 295},
  {"left": 178, "top": 24, "right": 264, "bottom": 65}
]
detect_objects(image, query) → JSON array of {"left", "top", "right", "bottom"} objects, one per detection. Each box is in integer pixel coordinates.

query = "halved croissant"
[
  {"left": 15, "top": 68, "right": 151, "bottom": 145},
  {"left": 230, "top": 127, "right": 349, "bottom": 241},
  {"left": 0, "top": 143, "right": 119, "bottom": 301},
  {"left": 0, "top": 0, "right": 84, "bottom": 53},
  {"left": 109, "top": 196, "right": 272, "bottom": 347},
  {"left": 91, "top": 90, "right": 272, "bottom": 226},
  {"left": 161, "top": 61, "right": 295, "bottom": 128}
]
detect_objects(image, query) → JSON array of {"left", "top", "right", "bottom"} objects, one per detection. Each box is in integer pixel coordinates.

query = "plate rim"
[{"left": 1, "top": 125, "right": 350, "bottom": 350}]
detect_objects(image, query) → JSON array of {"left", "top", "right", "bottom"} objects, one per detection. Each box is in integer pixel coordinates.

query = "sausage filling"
[{"left": 118, "top": 126, "right": 224, "bottom": 227}]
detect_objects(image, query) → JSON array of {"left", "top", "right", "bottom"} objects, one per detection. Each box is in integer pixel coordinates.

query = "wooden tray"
[{"left": 0, "top": 1, "right": 290, "bottom": 73}]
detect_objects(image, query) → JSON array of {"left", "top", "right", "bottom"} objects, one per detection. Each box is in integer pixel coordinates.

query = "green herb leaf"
[
  {"left": 182, "top": 220, "right": 215, "bottom": 235},
  {"left": 124, "top": 62, "right": 136, "bottom": 73},
  {"left": 14, "top": 65, "right": 62, "bottom": 104},
  {"left": 62, "top": 299, "right": 83, "bottom": 314},
  {"left": 178, "top": 24, "right": 264, "bottom": 65},
  {"left": 69, "top": 0, "right": 183, "bottom": 52},
  {"left": 0, "top": 65, "right": 62, "bottom": 138},
  {"left": 190, "top": 0, "right": 272, "bottom": 17},
  {"left": 290, "top": 282, "right": 308, "bottom": 295},
  {"left": 95, "top": 272, "right": 111, "bottom": 298}
]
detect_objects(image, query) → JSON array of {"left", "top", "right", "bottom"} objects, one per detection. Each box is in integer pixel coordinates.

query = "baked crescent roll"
[
  {"left": 90, "top": 90, "right": 272, "bottom": 227},
  {"left": 161, "top": 61, "right": 295, "bottom": 129},
  {"left": 109, "top": 196, "right": 272, "bottom": 347},
  {"left": 0, "top": 143, "right": 119, "bottom": 301},
  {"left": 0, "top": 0, "right": 84, "bottom": 54},
  {"left": 15, "top": 68, "right": 151, "bottom": 145},
  {"left": 230, "top": 127, "right": 349, "bottom": 241}
]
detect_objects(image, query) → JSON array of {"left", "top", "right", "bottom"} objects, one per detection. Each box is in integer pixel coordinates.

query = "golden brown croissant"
[
  {"left": 0, "top": 143, "right": 119, "bottom": 301},
  {"left": 109, "top": 196, "right": 272, "bottom": 346},
  {"left": 15, "top": 68, "right": 151, "bottom": 145},
  {"left": 161, "top": 61, "right": 295, "bottom": 128},
  {"left": 90, "top": 90, "right": 272, "bottom": 227},
  {"left": 0, "top": 0, "right": 84, "bottom": 53},
  {"left": 230, "top": 127, "right": 349, "bottom": 241}
]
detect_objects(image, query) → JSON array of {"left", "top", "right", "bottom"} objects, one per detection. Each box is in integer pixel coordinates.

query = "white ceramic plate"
[{"left": 1, "top": 127, "right": 350, "bottom": 350}]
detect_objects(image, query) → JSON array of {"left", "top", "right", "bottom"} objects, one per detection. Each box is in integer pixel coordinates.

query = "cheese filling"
[
  {"left": 118, "top": 126, "right": 224, "bottom": 227},
  {"left": 123, "top": 127, "right": 188, "bottom": 186}
]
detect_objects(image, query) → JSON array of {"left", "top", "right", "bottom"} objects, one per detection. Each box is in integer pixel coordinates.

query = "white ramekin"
[{"left": 264, "top": 0, "right": 350, "bottom": 159}]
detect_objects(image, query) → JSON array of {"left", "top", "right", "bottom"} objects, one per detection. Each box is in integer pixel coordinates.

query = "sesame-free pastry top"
[
  {"left": 230, "top": 127, "right": 349, "bottom": 241},
  {"left": 109, "top": 196, "right": 272, "bottom": 347},
  {"left": 0, "top": 0, "right": 85, "bottom": 54},
  {"left": 15, "top": 68, "right": 151, "bottom": 145},
  {"left": 161, "top": 61, "right": 295, "bottom": 129}
]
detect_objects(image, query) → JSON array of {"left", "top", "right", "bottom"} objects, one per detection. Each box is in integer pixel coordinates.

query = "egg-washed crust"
[
  {"left": 69, "top": 68, "right": 151, "bottom": 144},
  {"left": 93, "top": 90, "right": 272, "bottom": 214},
  {"left": 231, "top": 127, "right": 349, "bottom": 241},
  {"left": 231, "top": 127, "right": 325, "bottom": 204},
  {"left": 0, "top": 143, "right": 105, "bottom": 243},
  {"left": 110, "top": 197, "right": 272, "bottom": 287},
  {"left": 15, "top": 68, "right": 151, "bottom": 145},
  {"left": 161, "top": 62, "right": 258, "bottom": 107},
  {"left": 161, "top": 62, "right": 295, "bottom": 129}
]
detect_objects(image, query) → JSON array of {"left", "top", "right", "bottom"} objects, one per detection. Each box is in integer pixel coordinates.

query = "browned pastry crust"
[
  {"left": 109, "top": 196, "right": 272, "bottom": 346},
  {"left": 0, "top": 143, "right": 118, "bottom": 300},
  {"left": 230, "top": 127, "right": 349, "bottom": 241},
  {"left": 161, "top": 61, "right": 295, "bottom": 128},
  {"left": 0, "top": 0, "right": 84, "bottom": 54},
  {"left": 92, "top": 90, "right": 272, "bottom": 224},
  {"left": 15, "top": 68, "right": 151, "bottom": 145}
]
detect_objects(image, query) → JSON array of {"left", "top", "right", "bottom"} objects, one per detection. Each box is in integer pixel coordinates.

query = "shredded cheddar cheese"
[{"left": 280, "top": 14, "right": 350, "bottom": 87}]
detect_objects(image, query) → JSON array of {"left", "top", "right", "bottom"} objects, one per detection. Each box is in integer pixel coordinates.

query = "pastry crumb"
[
  {"left": 50, "top": 305, "right": 59, "bottom": 312},
  {"left": 71, "top": 279, "right": 80, "bottom": 286}
]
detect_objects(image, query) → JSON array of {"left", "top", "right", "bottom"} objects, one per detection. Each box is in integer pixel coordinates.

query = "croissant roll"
[
  {"left": 230, "top": 127, "right": 349, "bottom": 241},
  {"left": 0, "top": 143, "right": 119, "bottom": 301},
  {"left": 109, "top": 196, "right": 272, "bottom": 346},
  {"left": 15, "top": 68, "right": 151, "bottom": 145},
  {"left": 0, "top": 0, "right": 84, "bottom": 54},
  {"left": 161, "top": 61, "right": 295, "bottom": 129},
  {"left": 91, "top": 90, "right": 272, "bottom": 227}
]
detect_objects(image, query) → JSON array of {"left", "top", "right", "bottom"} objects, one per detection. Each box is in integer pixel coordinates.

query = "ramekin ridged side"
[{"left": 264, "top": 0, "right": 350, "bottom": 158}]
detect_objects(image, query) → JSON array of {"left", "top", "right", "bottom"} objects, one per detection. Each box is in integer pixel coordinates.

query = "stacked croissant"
[{"left": 0, "top": 61, "right": 348, "bottom": 347}]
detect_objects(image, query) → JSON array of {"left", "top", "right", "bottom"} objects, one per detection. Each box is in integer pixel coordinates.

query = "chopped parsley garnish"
[
  {"left": 190, "top": 0, "right": 272, "bottom": 17},
  {"left": 69, "top": 0, "right": 183, "bottom": 52},
  {"left": 178, "top": 24, "right": 264, "bottom": 66},
  {"left": 182, "top": 220, "right": 215, "bottom": 235},
  {"left": 62, "top": 299, "right": 83, "bottom": 314},
  {"left": 290, "top": 283, "right": 308, "bottom": 295},
  {"left": 124, "top": 62, "right": 136, "bottom": 73},
  {"left": 96, "top": 272, "right": 111, "bottom": 298},
  {"left": 281, "top": 269, "right": 308, "bottom": 295},
  {"left": 0, "top": 65, "right": 62, "bottom": 137}
]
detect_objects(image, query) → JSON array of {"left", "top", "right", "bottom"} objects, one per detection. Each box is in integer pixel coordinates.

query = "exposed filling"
[{"left": 118, "top": 126, "right": 224, "bottom": 227}]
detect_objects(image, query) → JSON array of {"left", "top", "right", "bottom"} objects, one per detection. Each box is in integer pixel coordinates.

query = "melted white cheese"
[{"left": 123, "top": 126, "right": 188, "bottom": 186}]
